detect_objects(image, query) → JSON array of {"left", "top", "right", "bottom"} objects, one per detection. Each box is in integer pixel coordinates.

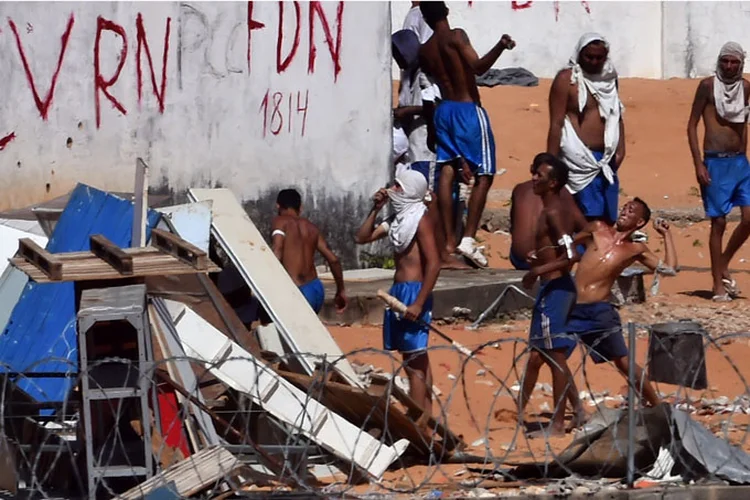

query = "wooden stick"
[
  {"left": 132, "top": 157, "right": 149, "bottom": 248},
  {"left": 376, "top": 289, "right": 473, "bottom": 357},
  {"left": 18, "top": 238, "right": 62, "bottom": 280},
  {"left": 90, "top": 234, "right": 133, "bottom": 274}
]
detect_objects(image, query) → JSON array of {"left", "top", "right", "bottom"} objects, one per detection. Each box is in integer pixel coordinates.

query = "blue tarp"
[{"left": 0, "top": 184, "right": 161, "bottom": 404}]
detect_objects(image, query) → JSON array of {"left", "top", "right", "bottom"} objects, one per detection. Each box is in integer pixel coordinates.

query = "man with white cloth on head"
[
  {"left": 547, "top": 33, "right": 626, "bottom": 227},
  {"left": 688, "top": 42, "right": 750, "bottom": 302},
  {"left": 355, "top": 170, "right": 441, "bottom": 417}
]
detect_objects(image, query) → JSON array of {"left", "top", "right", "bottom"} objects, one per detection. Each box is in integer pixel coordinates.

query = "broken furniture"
[{"left": 78, "top": 285, "right": 157, "bottom": 496}]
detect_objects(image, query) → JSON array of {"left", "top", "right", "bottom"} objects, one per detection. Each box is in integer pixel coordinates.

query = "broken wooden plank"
[
  {"left": 17, "top": 238, "right": 61, "bottom": 280},
  {"left": 117, "top": 445, "right": 240, "bottom": 499},
  {"left": 150, "top": 228, "right": 208, "bottom": 270},
  {"left": 10, "top": 249, "right": 220, "bottom": 283},
  {"left": 90, "top": 234, "right": 134, "bottom": 275}
]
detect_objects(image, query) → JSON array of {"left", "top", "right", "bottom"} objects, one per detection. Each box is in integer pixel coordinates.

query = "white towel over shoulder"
[{"left": 559, "top": 33, "right": 624, "bottom": 194}]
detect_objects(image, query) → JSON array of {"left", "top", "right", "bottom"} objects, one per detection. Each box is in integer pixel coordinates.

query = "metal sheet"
[
  {"left": 156, "top": 201, "right": 213, "bottom": 253},
  {"left": 187, "top": 188, "right": 360, "bottom": 387},
  {"left": 163, "top": 299, "right": 408, "bottom": 479},
  {"left": 0, "top": 184, "right": 161, "bottom": 404}
]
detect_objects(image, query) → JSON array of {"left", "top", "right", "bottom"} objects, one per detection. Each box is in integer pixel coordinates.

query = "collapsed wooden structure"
[{"left": 0, "top": 184, "right": 467, "bottom": 499}]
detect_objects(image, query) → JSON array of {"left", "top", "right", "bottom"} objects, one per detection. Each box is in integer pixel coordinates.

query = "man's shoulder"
[{"left": 551, "top": 68, "right": 572, "bottom": 91}]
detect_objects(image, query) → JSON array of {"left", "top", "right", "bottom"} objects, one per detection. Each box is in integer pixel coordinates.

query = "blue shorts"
[
  {"left": 509, "top": 249, "right": 530, "bottom": 270},
  {"left": 573, "top": 151, "right": 620, "bottom": 224},
  {"left": 410, "top": 161, "right": 440, "bottom": 192},
  {"left": 701, "top": 152, "right": 750, "bottom": 218},
  {"left": 529, "top": 275, "right": 577, "bottom": 353},
  {"left": 383, "top": 281, "right": 433, "bottom": 354},
  {"left": 299, "top": 278, "right": 325, "bottom": 314},
  {"left": 434, "top": 100, "right": 496, "bottom": 176},
  {"left": 567, "top": 302, "right": 629, "bottom": 364}
]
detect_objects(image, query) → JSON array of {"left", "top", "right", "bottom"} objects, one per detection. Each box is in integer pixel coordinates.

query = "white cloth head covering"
[
  {"left": 714, "top": 42, "right": 747, "bottom": 123},
  {"left": 567, "top": 33, "right": 621, "bottom": 115},
  {"left": 559, "top": 33, "right": 624, "bottom": 193},
  {"left": 387, "top": 169, "right": 428, "bottom": 254}
]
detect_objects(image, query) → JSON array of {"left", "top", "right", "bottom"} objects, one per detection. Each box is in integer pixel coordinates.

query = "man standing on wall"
[
  {"left": 547, "top": 33, "right": 625, "bottom": 226},
  {"left": 418, "top": 1, "right": 515, "bottom": 268},
  {"left": 271, "top": 189, "right": 347, "bottom": 315},
  {"left": 687, "top": 42, "right": 750, "bottom": 302}
]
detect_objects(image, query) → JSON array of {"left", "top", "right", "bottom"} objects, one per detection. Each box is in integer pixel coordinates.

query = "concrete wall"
[
  {"left": 0, "top": 2, "right": 391, "bottom": 266},
  {"left": 391, "top": 1, "right": 750, "bottom": 80}
]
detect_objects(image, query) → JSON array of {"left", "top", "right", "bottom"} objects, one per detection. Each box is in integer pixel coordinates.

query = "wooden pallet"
[{"left": 11, "top": 229, "right": 219, "bottom": 283}]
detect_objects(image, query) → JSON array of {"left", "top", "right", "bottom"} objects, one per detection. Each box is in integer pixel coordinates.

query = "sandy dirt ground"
[{"left": 346, "top": 78, "right": 750, "bottom": 495}]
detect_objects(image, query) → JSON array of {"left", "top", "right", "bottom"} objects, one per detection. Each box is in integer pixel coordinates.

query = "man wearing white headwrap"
[
  {"left": 547, "top": 33, "right": 626, "bottom": 226},
  {"left": 355, "top": 169, "right": 441, "bottom": 416},
  {"left": 687, "top": 41, "right": 750, "bottom": 302}
]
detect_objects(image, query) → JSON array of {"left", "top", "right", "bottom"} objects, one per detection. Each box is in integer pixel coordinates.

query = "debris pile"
[{"left": 0, "top": 179, "right": 466, "bottom": 499}]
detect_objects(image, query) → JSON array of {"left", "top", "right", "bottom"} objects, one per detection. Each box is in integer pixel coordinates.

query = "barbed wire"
[{"left": 1, "top": 318, "right": 749, "bottom": 499}]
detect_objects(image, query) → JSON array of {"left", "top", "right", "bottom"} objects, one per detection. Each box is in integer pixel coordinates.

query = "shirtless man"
[
  {"left": 519, "top": 153, "right": 584, "bottom": 436},
  {"left": 271, "top": 189, "right": 347, "bottom": 314},
  {"left": 548, "top": 33, "right": 625, "bottom": 226},
  {"left": 687, "top": 42, "right": 750, "bottom": 301},
  {"left": 509, "top": 180, "right": 587, "bottom": 270},
  {"left": 563, "top": 198, "right": 676, "bottom": 408},
  {"left": 355, "top": 170, "right": 441, "bottom": 416},
  {"left": 418, "top": 1, "right": 514, "bottom": 268}
]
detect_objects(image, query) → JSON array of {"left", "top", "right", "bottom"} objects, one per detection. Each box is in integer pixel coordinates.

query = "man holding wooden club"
[{"left": 356, "top": 170, "right": 441, "bottom": 417}]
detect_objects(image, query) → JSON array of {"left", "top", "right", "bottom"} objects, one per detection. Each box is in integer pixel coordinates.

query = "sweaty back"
[
  {"left": 278, "top": 215, "right": 319, "bottom": 285},
  {"left": 423, "top": 29, "right": 478, "bottom": 103}
]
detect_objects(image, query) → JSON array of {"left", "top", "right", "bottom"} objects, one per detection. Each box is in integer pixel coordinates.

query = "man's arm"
[
  {"left": 317, "top": 233, "right": 347, "bottom": 312},
  {"left": 405, "top": 216, "right": 441, "bottom": 321},
  {"left": 561, "top": 188, "right": 588, "bottom": 233},
  {"left": 355, "top": 189, "right": 389, "bottom": 244},
  {"left": 635, "top": 220, "right": 678, "bottom": 274},
  {"left": 454, "top": 29, "right": 513, "bottom": 76},
  {"left": 394, "top": 105, "right": 423, "bottom": 122},
  {"left": 271, "top": 217, "right": 285, "bottom": 262},
  {"left": 687, "top": 79, "right": 710, "bottom": 185},
  {"left": 615, "top": 118, "right": 626, "bottom": 168},
  {"left": 523, "top": 210, "right": 577, "bottom": 287},
  {"left": 546, "top": 71, "right": 569, "bottom": 156}
]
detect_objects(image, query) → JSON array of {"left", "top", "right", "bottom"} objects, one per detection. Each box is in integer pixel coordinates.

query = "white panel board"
[{"left": 187, "top": 188, "right": 360, "bottom": 388}]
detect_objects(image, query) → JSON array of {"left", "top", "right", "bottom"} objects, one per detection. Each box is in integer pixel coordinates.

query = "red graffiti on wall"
[
  {"left": 0, "top": 132, "right": 16, "bottom": 151},
  {"left": 8, "top": 13, "right": 75, "bottom": 120},
  {"left": 136, "top": 13, "right": 171, "bottom": 113},
  {"left": 248, "top": 1, "right": 344, "bottom": 81},
  {"left": 247, "top": 1, "right": 266, "bottom": 73},
  {"left": 511, "top": 1, "right": 591, "bottom": 21},
  {"left": 277, "top": 1, "right": 301, "bottom": 74},
  {"left": 94, "top": 17, "right": 128, "bottom": 128},
  {"left": 258, "top": 89, "right": 309, "bottom": 138}
]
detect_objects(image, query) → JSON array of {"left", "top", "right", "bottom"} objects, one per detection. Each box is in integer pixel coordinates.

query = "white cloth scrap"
[{"left": 388, "top": 170, "right": 428, "bottom": 253}]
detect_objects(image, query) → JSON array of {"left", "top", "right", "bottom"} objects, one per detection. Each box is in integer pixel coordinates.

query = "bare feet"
[{"left": 567, "top": 408, "right": 589, "bottom": 432}]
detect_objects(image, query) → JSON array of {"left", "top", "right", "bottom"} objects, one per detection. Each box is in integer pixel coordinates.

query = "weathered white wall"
[
  {"left": 662, "top": 1, "right": 750, "bottom": 78},
  {"left": 0, "top": 2, "right": 391, "bottom": 213},
  {"left": 391, "top": 1, "right": 662, "bottom": 79},
  {"left": 391, "top": 1, "right": 748, "bottom": 80}
]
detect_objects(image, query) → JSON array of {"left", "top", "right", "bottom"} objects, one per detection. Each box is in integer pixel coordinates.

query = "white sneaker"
[{"left": 457, "top": 237, "right": 488, "bottom": 268}]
